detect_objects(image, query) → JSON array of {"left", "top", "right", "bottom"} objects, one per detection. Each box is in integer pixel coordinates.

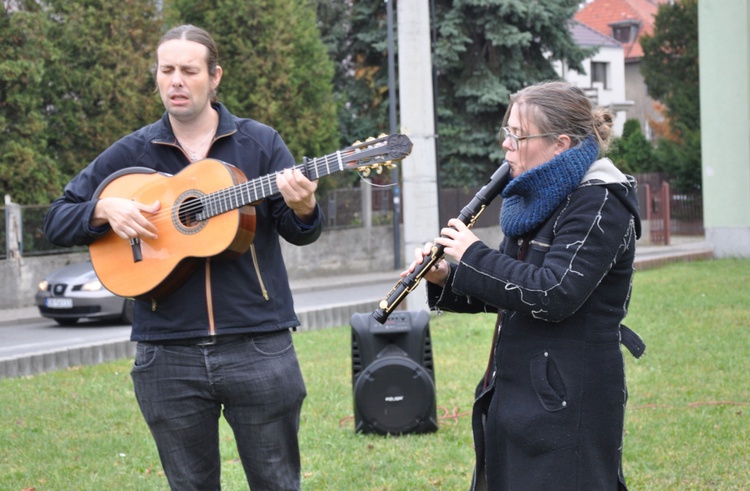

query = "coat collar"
[{"left": 149, "top": 102, "right": 237, "bottom": 145}]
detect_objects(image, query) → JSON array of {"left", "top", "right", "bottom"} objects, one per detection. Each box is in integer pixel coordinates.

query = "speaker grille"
[
  {"left": 422, "top": 330, "right": 434, "bottom": 372},
  {"left": 354, "top": 357, "right": 436, "bottom": 434},
  {"left": 351, "top": 330, "right": 363, "bottom": 379}
]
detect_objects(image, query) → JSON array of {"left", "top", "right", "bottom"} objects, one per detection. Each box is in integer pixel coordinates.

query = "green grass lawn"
[{"left": 1, "top": 258, "right": 748, "bottom": 490}]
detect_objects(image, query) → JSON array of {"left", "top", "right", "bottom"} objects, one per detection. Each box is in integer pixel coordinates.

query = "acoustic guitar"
[{"left": 88, "top": 134, "right": 413, "bottom": 299}]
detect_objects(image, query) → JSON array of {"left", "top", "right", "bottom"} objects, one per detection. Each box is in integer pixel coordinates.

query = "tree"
[
  {"left": 1, "top": 0, "right": 340, "bottom": 203},
  {"left": 640, "top": 0, "right": 700, "bottom": 191},
  {"left": 653, "top": 124, "right": 702, "bottom": 193},
  {"left": 608, "top": 119, "right": 655, "bottom": 174},
  {"left": 313, "top": 1, "right": 395, "bottom": 190},
  {"left": 168, "top": 0, "right": 339, "bottom": 166},
  {"left": 432, "top": 0, "right": 590, "bottom": 187},
  {"left": 1, "top": 0, "right": 165, "bottom": 203},
  {"left": 326, "top": 2, "right": 392, "bottom": 146},
  {"left": 640, "top": 0, "right": 699, "bottom": 132},
  {"left": 318, "top": 0, "right": 591, "bottom": 188},
  {"left": 40, "top": 0, "right": 165, "bottom": 179},
  {"left": 0, "top": 2, "right": 63, "bottom": 204}
]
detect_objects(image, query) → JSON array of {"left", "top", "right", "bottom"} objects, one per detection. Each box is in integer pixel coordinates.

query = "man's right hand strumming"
[{"left": 92, "top": 197, "right": 161, "bottom": 240}]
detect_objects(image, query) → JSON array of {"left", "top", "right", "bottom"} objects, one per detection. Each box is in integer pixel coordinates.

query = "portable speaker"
[{"left": 350, "top": 310, "right": 438, "bottom": 435}]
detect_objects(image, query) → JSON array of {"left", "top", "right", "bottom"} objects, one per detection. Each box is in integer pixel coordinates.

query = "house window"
[
  {"left": 612, "top": 26, "right": 634, "bottom": 43},
  {"left": 610, "top": 20, "right": 641, "bottom": 44},
  {"left": 591, "top": 62, "right": 608, "bottom": 89}
]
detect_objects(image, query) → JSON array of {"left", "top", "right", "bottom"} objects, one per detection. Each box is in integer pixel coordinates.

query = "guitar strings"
[
  {"left": 121, "top": 150, "right": 366, "bottom": 227},
  {"left": 132, "top": 168, "right": 293, "bottom": 226}
]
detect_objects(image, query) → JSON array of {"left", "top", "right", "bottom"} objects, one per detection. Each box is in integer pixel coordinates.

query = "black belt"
[{"left": 146, "top": 333, "right": 250, "bottom": 347}]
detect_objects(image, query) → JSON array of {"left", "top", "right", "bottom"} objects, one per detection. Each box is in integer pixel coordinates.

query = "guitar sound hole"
[{"left": 178, "top": 197, "right": 204, "bottom": 227}]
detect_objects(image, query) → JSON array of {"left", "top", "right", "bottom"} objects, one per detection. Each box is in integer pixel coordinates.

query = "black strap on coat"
[{"left": 620, "top": 324, "right": 646, "bottom": 358}]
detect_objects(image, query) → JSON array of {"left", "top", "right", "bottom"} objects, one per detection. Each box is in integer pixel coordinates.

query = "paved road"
[
  {"left": 0, "top": 238, "right": 714, "bottom": 378},
  {"left": 0, "top": 319, "right": 130, "bottom": 360},
  {"left": 0, "top": 272, "right": 401, "bottom": 363}
]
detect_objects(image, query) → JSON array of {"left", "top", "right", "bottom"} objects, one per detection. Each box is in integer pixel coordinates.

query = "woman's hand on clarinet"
[
  {"left": 434, "top": 219, "right": 480, "bottom": 263},
  {"left": 401, "top": 242, "right": 451, "bottom": 286}
]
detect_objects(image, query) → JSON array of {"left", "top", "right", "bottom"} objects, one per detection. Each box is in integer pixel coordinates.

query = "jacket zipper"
[
  {"left": 250, "top": 244, "right": 270, "bottom": 300},
  {"left": 205, "top": 258, "right": 216, "bottom": 335},
  {"left": 530, "top": 239, "right": 551, "bottom": 248}
]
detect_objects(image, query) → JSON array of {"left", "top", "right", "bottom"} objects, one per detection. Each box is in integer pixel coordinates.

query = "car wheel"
[
  {"left": 121, "top": 298, "right": 135, "bottom": 325},
  {"left": 54, "top": 318, "right": 79, "bottom": 326}
]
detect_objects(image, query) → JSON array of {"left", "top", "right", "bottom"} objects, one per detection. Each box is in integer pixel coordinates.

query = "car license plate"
[{"left": 46, "top": 298, "right": 73, "bottom": 309}]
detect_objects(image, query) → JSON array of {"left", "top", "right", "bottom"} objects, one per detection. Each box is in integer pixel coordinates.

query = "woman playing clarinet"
[{"left": 404, "top": 80, "right": 643, "bottom": 490}]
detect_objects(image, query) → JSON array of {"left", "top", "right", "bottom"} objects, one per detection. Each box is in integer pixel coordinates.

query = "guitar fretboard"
[{"left": 196, "top": 151, "right": 347, "bottom": 220}]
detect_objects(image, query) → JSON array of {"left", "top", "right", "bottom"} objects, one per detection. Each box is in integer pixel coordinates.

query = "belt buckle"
[{"left": 196, "top": 336, "right": 218, "bottom": 346}]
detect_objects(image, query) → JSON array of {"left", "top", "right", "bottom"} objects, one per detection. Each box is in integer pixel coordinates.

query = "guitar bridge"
[{"left": 129, "top": 238, "right": 143, "bottom": 263}]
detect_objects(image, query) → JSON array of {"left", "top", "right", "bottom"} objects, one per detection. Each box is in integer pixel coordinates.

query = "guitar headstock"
[{"left": 342, "top": 134, "right": 413, "bottom": 177}]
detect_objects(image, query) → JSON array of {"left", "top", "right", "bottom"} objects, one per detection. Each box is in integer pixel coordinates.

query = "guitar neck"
[{"left": 197, "top": 151, "right": 346, "bottom": 220}]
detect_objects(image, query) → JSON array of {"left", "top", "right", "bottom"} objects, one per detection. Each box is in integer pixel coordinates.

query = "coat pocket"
[{"left": 530, "top": 350, "right": 568, "bottom": 412}]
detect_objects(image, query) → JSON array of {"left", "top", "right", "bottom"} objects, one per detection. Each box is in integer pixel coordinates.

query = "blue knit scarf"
[{"left": 500, "top": 136, "right": 599, "bottom": 239}]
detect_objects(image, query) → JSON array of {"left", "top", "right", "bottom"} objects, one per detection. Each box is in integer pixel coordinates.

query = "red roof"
[{"left": 575, "top": 0, "right": 670, "bottom": 60}]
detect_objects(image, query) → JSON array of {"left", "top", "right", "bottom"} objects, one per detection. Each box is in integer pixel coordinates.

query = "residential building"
[
  {"left": 574, "top": 0, "right": 671, "bottom": 140},
  {"left": 553, "top": 21, "right": 631, "bottom": 136}
]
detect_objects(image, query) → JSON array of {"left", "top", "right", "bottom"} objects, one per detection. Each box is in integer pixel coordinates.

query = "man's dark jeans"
[{"left": 131, "top": 329, "right": 306, "bottom": 490}]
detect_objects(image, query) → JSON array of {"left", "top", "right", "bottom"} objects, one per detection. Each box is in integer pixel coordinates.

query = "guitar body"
[{"left": 89, "top": 159, "right": 256, "bottom": 299}]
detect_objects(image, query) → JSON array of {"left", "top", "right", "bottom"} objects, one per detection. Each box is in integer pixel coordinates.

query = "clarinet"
[{"left": 372, "top": 161, "right": 511, "bottom": 324}]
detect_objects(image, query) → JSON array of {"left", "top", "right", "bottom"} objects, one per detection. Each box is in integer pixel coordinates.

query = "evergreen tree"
[
  {"left": 432, "top": 0, "right": 589, "bottom": 186},
  {"left": 317, "top": 2, "right": 392, "bottom": 145},
  {"left": 317, "top": 0, "right": 590, "bottom": 188},
  {"left": 314, "top": 1, "right": 395, "bottom": 189},
  {"left": 653, "top": 125, "right": 701, "bottom": 193},
  {"left": 608, "top": 118, "right": 655, "bottom": 174},
  {"left": 640, "top": 0, "right": 699, "bottom": 133},
  {"left": 40, "top": 0, "right": 165, "bottom": 179},
  {"left": 168, "top": 0, "right": 339, "bottom": 166},
  {"left": 0, "top": 2, "right": 63, "bottom": 204}
]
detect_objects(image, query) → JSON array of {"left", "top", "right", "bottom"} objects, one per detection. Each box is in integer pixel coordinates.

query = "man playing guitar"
[{"left": 44, "top": 25, "right": 320, "bottom": 490}]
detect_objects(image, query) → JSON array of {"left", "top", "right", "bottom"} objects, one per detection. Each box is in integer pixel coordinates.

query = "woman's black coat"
[{"left": 428, "top": 159, "right": 643, "bottom": 490}]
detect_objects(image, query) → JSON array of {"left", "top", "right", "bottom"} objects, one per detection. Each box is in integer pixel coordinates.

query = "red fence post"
[
  {"left": 643, "top": 183, "right": 656, "bottom": 242},
  {"left": 662, "top": 181, "right": 671, "bottom": 246}
]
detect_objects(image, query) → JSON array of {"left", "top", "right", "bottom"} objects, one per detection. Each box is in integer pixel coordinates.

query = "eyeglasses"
[{"left": 499, "top": 126, "right": 555, "bottom": 152}]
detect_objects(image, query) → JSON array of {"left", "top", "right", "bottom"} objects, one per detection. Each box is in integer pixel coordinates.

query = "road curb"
[
  {"left": 0, "top": 339, "right": 135, "bottom": 379},
  {"left": 634, "top": 249, "right": 713, "bottom": 271},
  {"left": 296, "top": 299, "right": 381, "bottom": 332}
]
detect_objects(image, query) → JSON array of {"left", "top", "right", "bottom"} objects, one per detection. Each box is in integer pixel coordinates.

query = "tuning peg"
[
  {"left": 375, "top": 165, "right": 383, "bottom": 174},
  {"left": 365, "top": 136, "right": 376, "bottom": 142},
  {"left": 361, "top": 167, "right": 371, "bottom": 178}
]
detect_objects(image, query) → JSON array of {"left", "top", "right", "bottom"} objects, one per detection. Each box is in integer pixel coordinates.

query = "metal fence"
[
  {"left": 634, "top": 173, "right": 704, "bottom": 244},
  {"left": 1, "top": 176, "right": 704, "bottom": 259},
  {"left": 0, "top": 208, "right": 5, "bottom": 259},
  {"left": 2, "top": 204, "right": 86, "bottom": 260},
  {"left": 2, "top": 188, "right": 401, "bottom": 259},
  {"left": 321, "top": 187, "right": 396, "bottom": 229}
]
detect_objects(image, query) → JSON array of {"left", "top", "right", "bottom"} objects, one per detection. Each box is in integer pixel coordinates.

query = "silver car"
[{"left": 35, "top": 261, "right": 134, "bottom": 326}]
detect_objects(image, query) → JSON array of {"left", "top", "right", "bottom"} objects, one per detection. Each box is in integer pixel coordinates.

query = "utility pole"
[
  {"left": 397, "top": 0, "right": 440, "bottom": 312},
  {"left": 386, "top": 0, "right": 401, "bottom": 270}
]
